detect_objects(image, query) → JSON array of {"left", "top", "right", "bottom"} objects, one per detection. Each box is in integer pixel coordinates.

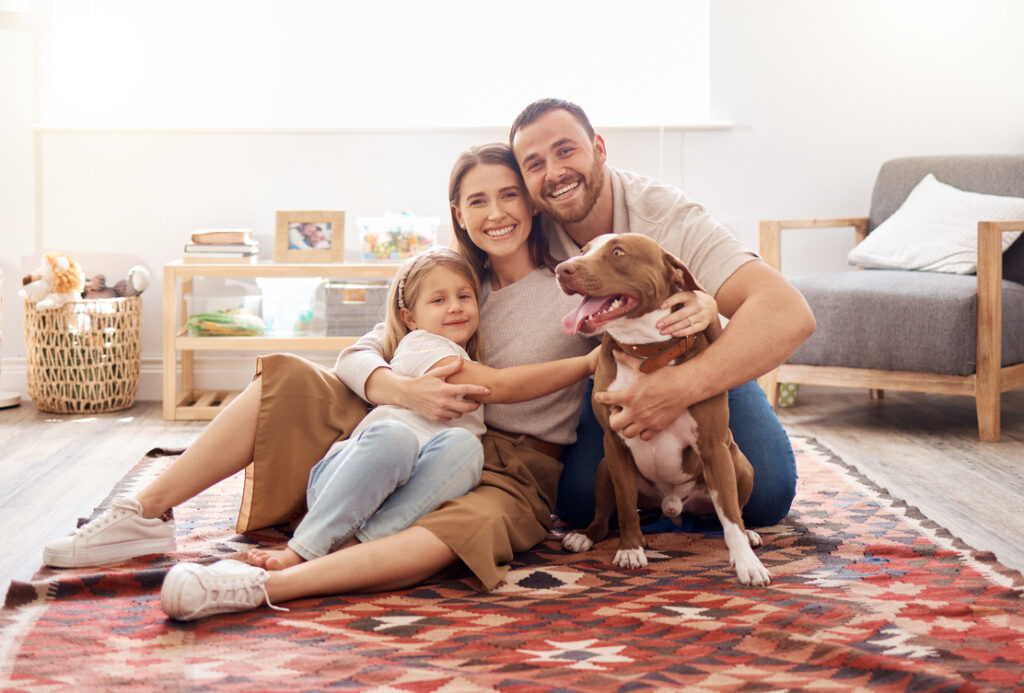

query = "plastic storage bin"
[
  {"left": 321, "top": 279, "right": 390, "bottom": 335},
  {"left": 357, "top": 213, "right": 438, "bottom": 261},
  {"left": 184, "top": 294, "right": 265, "bottom": 336}
]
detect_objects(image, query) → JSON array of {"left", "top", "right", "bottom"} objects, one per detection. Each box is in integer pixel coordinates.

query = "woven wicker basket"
[{"left": 24, "top": 296, "right": 141, "bottom": 413}]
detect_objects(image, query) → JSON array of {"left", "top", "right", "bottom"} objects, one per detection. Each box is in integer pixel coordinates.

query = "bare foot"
[{"left": 248, "top": 547, "right": 305, "bottom": 570}]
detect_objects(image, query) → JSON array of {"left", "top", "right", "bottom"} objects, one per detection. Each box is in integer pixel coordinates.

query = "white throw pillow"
[{"left": 848, "top": 173, "right": 1024, "bottom": 274}]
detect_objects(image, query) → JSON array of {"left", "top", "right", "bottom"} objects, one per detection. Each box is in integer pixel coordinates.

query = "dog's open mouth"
[{"left": 562, "top": 294, "right": 639, "bottom": 335}]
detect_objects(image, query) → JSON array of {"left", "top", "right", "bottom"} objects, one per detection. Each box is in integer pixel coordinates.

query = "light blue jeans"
[
  {"left": 288, "top": 420, "right": 484, "bottom": 560},
  {"left": 556, "top": 379, "right": 797, "bottom": 531}
]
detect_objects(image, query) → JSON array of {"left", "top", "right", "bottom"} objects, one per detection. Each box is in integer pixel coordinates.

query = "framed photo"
[{"left": 274, "top": 210, "right": 345, "bottom": 263}]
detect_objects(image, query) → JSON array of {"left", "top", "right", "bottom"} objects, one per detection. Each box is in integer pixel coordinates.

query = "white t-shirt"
[{"left": 325, "top": 330, "right": 485, "bottom": 458}]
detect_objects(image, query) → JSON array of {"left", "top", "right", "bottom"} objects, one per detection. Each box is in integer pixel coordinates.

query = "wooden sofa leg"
[
  {"left": 759, "top": 370, "right": 779, "bottom": 410},
  {"left": 869, "top": 389, "right": 884, "bottom": 400},
  {"left": 976, "top": 389, "right": 1000, "bottom": 442}
]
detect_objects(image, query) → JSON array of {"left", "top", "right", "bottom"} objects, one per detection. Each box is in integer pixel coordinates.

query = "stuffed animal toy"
[
  {"left": 20, "top": 252, "right": 86, "bottom": 310},
  {"left": 82, "top": 265, "right": 151, "bottom": 299},
  {"left": 81, "top": 274, "right": 117, "bottom": 299}
]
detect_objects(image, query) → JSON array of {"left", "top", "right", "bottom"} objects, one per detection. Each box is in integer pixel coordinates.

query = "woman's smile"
[{"left": 483, "top": 223, "right": 517, "bottom": 239}]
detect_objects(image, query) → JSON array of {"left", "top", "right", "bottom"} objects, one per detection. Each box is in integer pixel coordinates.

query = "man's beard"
[{"left": 540, "top": 159, "right": 605, "bottom": 226}]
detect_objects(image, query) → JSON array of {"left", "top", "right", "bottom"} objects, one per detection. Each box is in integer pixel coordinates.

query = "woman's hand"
[
  {"left": 390, "top": 358, "right": 491, "bottom": 422},
  {"left": 585, "top": 344, "right": 602, "bottom": 374},
  {"left": 656, "top": 290, "right": 719, "bottom": 338}
]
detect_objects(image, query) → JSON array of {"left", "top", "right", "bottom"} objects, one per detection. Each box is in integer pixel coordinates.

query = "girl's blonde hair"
[
  {"left": 448, "top": 142, "right": 558, "bottom": 283},
  {"left": 382, "top": 247, "right": 483, "bottom": 362}
]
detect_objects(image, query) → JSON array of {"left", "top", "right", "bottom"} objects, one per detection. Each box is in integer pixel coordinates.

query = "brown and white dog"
[{"left": 556, "top": 233, "right": 771, "bottom": 586}]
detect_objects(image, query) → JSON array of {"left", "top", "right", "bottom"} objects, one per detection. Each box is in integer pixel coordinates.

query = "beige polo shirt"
[{"left": 540, "top": 166, "right": 757, "bottom": 297}]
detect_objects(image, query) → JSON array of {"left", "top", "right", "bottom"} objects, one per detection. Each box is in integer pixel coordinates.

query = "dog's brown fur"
[{"left": 557, "top": 233, "right": 769, "bottom": 584}]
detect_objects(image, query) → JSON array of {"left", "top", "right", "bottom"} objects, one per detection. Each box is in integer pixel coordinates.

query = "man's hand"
[
  {"left": 404, "top": 358, "right": 491, "bottom": 422},
  {"left": 593, "top": 350, "right": 695, "bottom": 440}
]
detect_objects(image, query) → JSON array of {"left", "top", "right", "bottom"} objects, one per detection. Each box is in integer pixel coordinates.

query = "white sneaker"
[
  {"left": 43, "top": 496, "right": 177, "bottom": 568},
  {"left": 161, "top": 559, "right": 287, "bottom": 621}
]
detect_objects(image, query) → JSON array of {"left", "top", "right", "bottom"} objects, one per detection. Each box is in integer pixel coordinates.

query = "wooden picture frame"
[{"left": 274, "top": 210, "right": 345, "bottom": 263}]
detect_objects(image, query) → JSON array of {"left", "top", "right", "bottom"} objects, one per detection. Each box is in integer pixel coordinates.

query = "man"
[{"left": 509, "top": 98, "right": 815, "bottom": 529}]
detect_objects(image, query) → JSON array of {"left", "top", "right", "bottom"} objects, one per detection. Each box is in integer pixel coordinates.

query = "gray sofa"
[{"left": 760, "top": 155, "right": 1024, "bottom": 441}]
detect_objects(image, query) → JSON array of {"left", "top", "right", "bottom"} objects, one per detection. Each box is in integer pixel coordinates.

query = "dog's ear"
[{"left": 663, "top": 253, "right": 704, "bottom": 293}]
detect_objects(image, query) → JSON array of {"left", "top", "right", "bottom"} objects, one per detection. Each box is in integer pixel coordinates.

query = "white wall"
[
  {"left": 3, "top": 0, "right": 1023, "bottom": 402},
  {"left": 1, "top": 9, "right": 37, "bottom": 400},
  {"left": 691, "top": 0, "right": 1024, "bottom": 274}
]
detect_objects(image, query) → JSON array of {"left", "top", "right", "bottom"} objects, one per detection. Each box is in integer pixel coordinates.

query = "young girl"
[{"left": 190, "top": 246, "right": 597, "bottom": 581}]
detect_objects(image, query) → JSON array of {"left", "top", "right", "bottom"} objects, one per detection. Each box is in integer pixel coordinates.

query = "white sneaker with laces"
[
  {"left": 161, "top": 559, "right": 287, "bottom": 621},
  {"left": 43, "top": 496, "right": 177, "bottom": 568}
]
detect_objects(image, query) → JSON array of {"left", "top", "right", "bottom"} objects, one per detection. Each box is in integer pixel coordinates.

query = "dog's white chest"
[{"left": 610, "top": 362, "right": 699, "bottom": 483}]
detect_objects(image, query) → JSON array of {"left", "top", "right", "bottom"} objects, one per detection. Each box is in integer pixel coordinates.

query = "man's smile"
[{"left": 550, "top": 181, "right": 580, "bottom": 199}]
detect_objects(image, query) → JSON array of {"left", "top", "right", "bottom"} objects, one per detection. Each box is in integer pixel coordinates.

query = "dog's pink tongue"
[{"left": 562, "top": 296, "right": 609, "bottom": 335}]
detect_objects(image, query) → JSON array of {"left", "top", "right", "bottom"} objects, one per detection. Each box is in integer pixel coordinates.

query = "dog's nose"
[{"left": 556, "top": 263, "right": 575, "bottom": 278}]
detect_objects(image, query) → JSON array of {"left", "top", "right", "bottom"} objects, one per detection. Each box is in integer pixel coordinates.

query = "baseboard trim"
[{"left": 0, "top": 353, "right": 339, "bottom": 404}]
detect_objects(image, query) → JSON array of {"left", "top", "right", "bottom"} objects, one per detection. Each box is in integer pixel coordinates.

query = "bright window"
[{"left": 40, "top": 0, "right": 711, "bottom": 129}]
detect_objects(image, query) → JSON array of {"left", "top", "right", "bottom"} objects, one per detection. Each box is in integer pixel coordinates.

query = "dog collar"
[{"left": 611, "top": 334, "right": 695, "bottom": 374}]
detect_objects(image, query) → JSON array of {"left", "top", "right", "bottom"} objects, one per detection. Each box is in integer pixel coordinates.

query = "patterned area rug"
[{"left": 2, "top": 437, "right": 1022, "bottom": 691}]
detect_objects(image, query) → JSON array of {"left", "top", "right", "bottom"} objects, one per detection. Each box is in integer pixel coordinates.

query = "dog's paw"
[
  {"left": 612, "top": 547, "right": 648, "bottom": 569},
  {"left": 734, "top": 554, "right": 772, "bottom": 587},
  {"left": 746, "top": 529, "right": 762, "bottom": 548},
  {"left": 562, "top": 531, "right": 594, "bottom": 553}
]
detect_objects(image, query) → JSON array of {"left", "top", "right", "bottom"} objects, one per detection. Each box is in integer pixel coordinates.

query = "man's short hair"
[{"left": 509, "top": 98, "right": 596, "bottom": 146}]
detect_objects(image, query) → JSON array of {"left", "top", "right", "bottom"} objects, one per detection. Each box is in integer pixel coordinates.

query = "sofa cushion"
[
  {"left": 867, "top": 155, "right": 1024, "bottom": 284},
  {"left": 849, "top": 174, "right": 1024, "bottom": 274},
  {"left": 788, "top": 270, "right": 1024, "bottom": 376}
]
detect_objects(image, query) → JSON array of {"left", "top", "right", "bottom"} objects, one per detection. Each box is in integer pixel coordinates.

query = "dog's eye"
[{"left": 612, "top": 247, "right": 625, "bottom": 257}]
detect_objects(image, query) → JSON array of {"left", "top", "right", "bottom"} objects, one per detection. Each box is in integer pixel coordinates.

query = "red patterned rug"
[{"left": 2, "top": 437, "right": 1022, "bottom": 691}]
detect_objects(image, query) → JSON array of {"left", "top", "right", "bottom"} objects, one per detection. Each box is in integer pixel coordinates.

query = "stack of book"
[{"left": 183, "top": 229, "right": 260, "bottom": 263}]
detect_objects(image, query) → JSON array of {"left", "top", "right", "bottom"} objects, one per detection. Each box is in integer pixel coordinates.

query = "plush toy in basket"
[
  {"left": 20, "top": 252, "right": 152, "bottom": 308},
  {"left": 19, "top": 252, "right": 86, "bottom": 310},
  {"left": 81, "top": 266, "right": 151, "bottom": 299}
]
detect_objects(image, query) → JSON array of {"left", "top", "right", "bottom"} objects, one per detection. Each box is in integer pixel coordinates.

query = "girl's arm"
[
  {"left": 436, "top": 347, "right": 600, "bottom": 404},
  {"left": 336, "top": 323, "right": 490, "bottom": 420}
]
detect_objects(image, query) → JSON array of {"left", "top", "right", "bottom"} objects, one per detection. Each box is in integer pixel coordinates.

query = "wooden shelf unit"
[{"left": 163, "top": 261, "right": 399, "bottom": 421}]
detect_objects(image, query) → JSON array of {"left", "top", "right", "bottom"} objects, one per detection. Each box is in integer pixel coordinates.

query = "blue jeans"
[
  {"left": 556, "top": 380, "right": 796, "bottom": 530},
  {"left": 288, "top": 420, "right": 484, "bottom": 560}
]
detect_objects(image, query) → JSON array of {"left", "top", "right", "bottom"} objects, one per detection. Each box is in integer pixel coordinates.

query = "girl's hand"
[
  {"left": 585, "top": 345, "right": 602, "bottom": 374},
  {"left": 656, "top": 290, "right": 718, "bottom": 338}
]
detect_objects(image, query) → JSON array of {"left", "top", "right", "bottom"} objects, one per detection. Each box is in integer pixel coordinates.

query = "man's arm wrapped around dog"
[
  {"left": 594, "top": 259, "right": 815, "bottom": 441},
  {"left": 334, "top": 323, "right": 490, "bottom": 423}
]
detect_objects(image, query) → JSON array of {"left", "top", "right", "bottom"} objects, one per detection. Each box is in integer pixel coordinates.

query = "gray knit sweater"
[{"left": 334, "top": 267, "right": 596, "bottom": 445}]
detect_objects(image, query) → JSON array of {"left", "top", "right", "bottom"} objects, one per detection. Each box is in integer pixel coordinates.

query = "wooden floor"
[
  {"left": 0, "top": 401, "right": 206, "bottom": 600},
  {"left": 777, "top": 385, "right": 1024, "bottom": 579},
  {"left": 2, "top": 387, "right": 1022, "bottom": 600}
]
